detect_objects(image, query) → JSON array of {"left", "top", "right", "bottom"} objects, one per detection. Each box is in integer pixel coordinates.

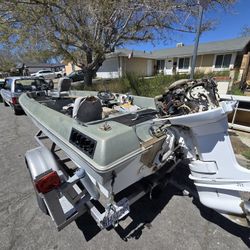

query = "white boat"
[{"left": 19, "top": 78, "right": 250, "bottom": 230}]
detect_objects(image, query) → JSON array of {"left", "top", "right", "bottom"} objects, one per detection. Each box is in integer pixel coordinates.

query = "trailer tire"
[{"left": 4, "top": 100, "right": 8, "bottom": 106}]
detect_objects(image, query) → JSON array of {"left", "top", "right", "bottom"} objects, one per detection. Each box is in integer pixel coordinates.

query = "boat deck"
[
  {"left": 29, "top": 92, "right": 158, "bottom": 125},
  {"left": 106, "top": 109, "right": 157, "bottom": 126}
]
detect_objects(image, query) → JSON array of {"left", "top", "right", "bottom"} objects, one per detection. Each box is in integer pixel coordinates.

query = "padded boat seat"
[
  {"left": 50, "top": 77, "right": 72, "bottom": 98},
  {"left": 72, "top": 96, "right": 102, "bottom": 122}
]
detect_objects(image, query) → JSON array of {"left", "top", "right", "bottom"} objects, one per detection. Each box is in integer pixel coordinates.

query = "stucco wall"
[
  {"left": 64, "top": 58, "right": 120, "bottom": 78},
  {"left": 98, "top": 57, "right": 119, "bottom": 72},
  {"left": 123, "top": 58, "right": 148, "bottom": 76},
  {"left": 195, "top": 54, "right": 215, "bottom": 74},
  {"left": 64, "top": 63, "right": 81, "bottom": 75},
  {"left": 96, "top": 57, "right": 120, "bottom": 78}
]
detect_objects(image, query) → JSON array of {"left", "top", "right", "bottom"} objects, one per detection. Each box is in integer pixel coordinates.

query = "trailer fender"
[{"left": 25, "top": 146, "right": 61, "bottom": 181}]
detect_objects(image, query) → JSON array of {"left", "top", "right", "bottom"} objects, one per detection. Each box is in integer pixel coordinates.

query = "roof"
[
  {"left": 16, "top": 62, "right": 65, "bottom": 69},
  {"left": 110, "top": 37, "right": 250, "bottom": 60},
  {"left": 109, "top": 48, "right": 155, "bottom": 59},
  {"left": 152, "top": 36, "right": 250, "bottom": 59}
]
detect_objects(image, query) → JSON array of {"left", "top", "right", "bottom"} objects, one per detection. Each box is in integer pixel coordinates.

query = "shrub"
[
  {"left": 242, "top": 150, "right": 250, "bottom": 160},
  {"left": 72, "top": 70, "right": 232, "bottom": 97},
  {"left": 229, "top": 82, "right": 245, "bottom": 96}
]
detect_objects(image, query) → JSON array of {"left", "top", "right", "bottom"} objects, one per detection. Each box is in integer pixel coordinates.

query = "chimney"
[{"left": 176, "top": 42, "right": 184, "bottom": 48}]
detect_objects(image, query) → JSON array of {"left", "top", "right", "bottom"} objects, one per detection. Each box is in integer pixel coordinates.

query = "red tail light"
[
  {"left": 35, "top": 171, "right": 61, "bottom": 194},
  {"left": 12, "top": 97, "right": 17, "bottom": 105}
]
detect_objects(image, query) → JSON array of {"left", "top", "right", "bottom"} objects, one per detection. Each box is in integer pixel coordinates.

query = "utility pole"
[{"left": 190, "top": 2, "right": 204, "bottom": 80}]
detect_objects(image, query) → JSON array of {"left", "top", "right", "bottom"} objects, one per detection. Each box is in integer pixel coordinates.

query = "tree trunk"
[
  {"left": 84, "top": 68, "right": 93, "bottom": 86},
  {"left": 84, "top": 51, "right": 94, "bottom": 86}
]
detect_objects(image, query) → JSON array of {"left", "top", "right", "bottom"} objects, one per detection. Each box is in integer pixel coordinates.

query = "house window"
[
  {"left": 215, "top": 54, "right": 232, "bottom": 68},
  {"left": 178, "top": 57, "right": 190, "bottom": 69},
  {"left": 156, "top": 60, "right": 165, "bottom": 70}
]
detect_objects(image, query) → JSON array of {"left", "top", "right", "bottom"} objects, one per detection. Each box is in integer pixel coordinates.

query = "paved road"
[{"left": 1, "top": 105, "right": 250, "bottom": 250}]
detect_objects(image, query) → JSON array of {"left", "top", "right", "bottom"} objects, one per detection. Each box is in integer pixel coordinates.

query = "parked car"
[
  {"left": 54, "top": 69, "right": 66, "bottom": 78},
  {"left": 0, "top": 79, "right": 5, "bottom": 89},
  {"left": 31, "top": 70, "right": 65, "bottom": 80},
  {"left": 68, "top": 70, "right": 86, "bottom": 82},
  {"left": 0, "top": 76, "right": 52, "bottom": 114},
  {"left": 0, "top": 79, "right": 4, "bottom": 101}
]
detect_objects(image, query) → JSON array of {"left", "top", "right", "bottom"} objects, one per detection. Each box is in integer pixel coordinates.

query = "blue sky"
[{"left": 125, "top": 0, "right": 250, "bottom": 51}]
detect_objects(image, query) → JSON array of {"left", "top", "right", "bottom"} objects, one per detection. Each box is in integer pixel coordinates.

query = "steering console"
[{"left": 97, "top": 90, "right": 115, "bottom": 102}]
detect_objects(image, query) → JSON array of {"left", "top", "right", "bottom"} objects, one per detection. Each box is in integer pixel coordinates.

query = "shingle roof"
[
  {"left": 152, "top": 36, "right": 250, "bottom": 59},
  {"left": 111, "top": 37, "right": 250, "bottom": 60},
  {"left": 110, "top": 48, "right": 155, "bottom": 59},
  {"left": 16, "top": 62, "right": 65, "bottom": 69}
]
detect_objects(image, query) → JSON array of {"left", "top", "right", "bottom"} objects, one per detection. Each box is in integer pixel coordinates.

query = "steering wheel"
[
  {"left": 97, "top": 90, "right": 115, "bottom": 102},
  {"left": 48, "top": 80, "right": 54, "bottom": 90}
]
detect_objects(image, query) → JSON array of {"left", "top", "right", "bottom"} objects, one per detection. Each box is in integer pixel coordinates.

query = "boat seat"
[
  {"left": 50, "top": 77, "right": 72, "bottom": 98},
  {"left": 72, "top": 96, "right": 102, "bottom": 122}
]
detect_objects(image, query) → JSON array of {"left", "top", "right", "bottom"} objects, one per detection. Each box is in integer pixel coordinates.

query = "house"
[
  {"left": 96, "top": 49, "right": 156, "bottom": 78},
  {"left": 65, "top": 37, "right": 250, "bottom": 80},
  {"left": 153, "top": 36, "right": 250, "bottom": 78},
  {"left": 64, "top": 49, "right": 155, "bottom": 78},
  {"left": 16, "top": 62, "right": 65, "bottom": 74}
]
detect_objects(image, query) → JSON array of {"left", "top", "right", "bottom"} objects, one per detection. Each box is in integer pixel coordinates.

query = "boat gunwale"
[{"left": 19, "top": 93, "right": 150, "bottom": 175}]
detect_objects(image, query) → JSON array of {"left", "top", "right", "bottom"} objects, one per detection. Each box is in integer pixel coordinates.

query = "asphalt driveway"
[{"left": 0, "top": 105, "right": 250, "bottom": 250}]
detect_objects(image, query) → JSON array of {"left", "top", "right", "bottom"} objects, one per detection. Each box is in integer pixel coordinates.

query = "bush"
[
  {"left": 72, "top": 70, "right": 232, "bottom": 97},
  {"left": 193, "top": 70, "right": 230, "bottom": 79},
  {"left": 229, "top": 82, "right": 245, "bottom": 96},
  {"left": 243, "top": 150, "right": 250, "bottom": 160}
]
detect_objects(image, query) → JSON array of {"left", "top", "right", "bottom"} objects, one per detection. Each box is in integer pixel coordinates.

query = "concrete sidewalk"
[{"left": 217, "top": 81, "right": 230, "bottom": 95}]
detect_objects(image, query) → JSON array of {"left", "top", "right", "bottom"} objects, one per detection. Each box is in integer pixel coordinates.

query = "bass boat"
[{"left": 19, "top": 78, "right": 250, "bottom": 230}]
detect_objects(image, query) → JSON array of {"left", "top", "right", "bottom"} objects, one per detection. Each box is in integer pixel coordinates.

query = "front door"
[
  {"left": 165, "top": 59, "right": 173, "bottom": 75},
  {"left": 146, "top": 59, "right": 153, "bottom": 76}
]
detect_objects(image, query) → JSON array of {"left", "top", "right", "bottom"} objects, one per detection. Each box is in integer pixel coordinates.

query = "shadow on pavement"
[
  {"left": 114, "top": 183, "right": 181, "bottom": 241},
  {"left": 75, "top": 173, "right": 181, "bottom": 242},
  {"left": 192, "top": 197, "right": 250, "bottom": 248},
  {"left": 172, "top": 165, "right": 250, "bottom": 248},
  {"left": 75, "top": 164, "right": 250, "bottom": 247},
  {"left": 75, "top": 212, "right": 101, "bottom": 241},
  {"left": 75, "top": 183, "right": 180, "bottom": 242}
]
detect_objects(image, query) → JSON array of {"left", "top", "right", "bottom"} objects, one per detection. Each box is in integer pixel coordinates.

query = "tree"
[
  {"left": 0, "top": 46, "right": 16, "bottom": 72},
  {"left": 241, "top": 26, "right": 250, "bottom": 37},
  {"left": 0, "top": 52, "right": 15, "bottom": 72},
  {"left": 15, "top": 45, "right": 62, "bottom": 64},
  {"left": 0, "top": 0, "right": 235, "bottom": 85}
]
